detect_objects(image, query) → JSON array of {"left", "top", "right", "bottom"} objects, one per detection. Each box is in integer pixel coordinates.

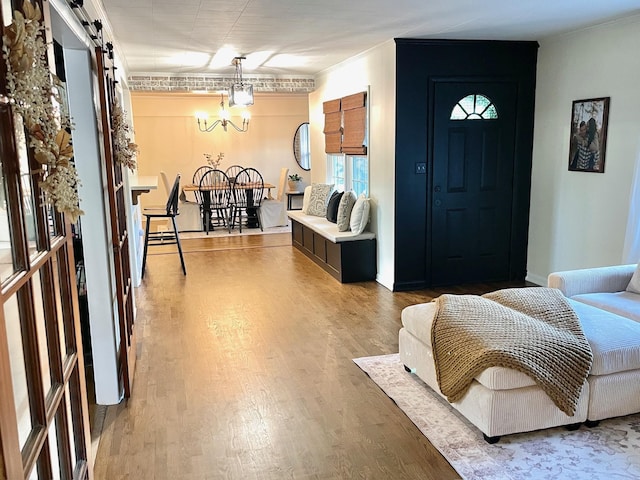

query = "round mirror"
[{"left": 293, "top": 122, "right": 311, "bottom": 171}]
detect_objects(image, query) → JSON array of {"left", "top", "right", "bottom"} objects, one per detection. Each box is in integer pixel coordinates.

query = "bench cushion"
[{"left": 288, "top": 211, "right": 375, "bottom": 243}]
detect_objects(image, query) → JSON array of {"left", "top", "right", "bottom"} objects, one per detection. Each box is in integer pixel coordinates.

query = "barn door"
[
  {"left": 94, "top": 46, "right": 136, "bottom": 398},
  {"left": 431, "top": 81, "right": 517, "bottom": 285}
]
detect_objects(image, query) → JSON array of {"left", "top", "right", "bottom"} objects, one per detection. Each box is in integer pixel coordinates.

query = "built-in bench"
[{"left": 287, "top": 210, "right": 376, "bottom": 283}]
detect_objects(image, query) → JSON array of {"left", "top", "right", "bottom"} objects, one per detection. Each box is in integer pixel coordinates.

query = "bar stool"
[{"left": 141, "top": 173, "right": 186, "bottom": 277}]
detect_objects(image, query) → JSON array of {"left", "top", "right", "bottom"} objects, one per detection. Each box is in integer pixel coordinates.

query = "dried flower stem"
[
  {"left": 204, "top": 152, "right": 224, "bottom": 169},
  {"left": 2, "top": 0, "right": 83, "bottom": 221},
  {"left": 112, "top": 98, "right": 138, "bottom": 171}
]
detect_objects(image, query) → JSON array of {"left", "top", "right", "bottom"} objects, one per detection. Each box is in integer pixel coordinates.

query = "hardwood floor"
[{"left": 94, "top": 234, "right": 529, "bottom": 479}]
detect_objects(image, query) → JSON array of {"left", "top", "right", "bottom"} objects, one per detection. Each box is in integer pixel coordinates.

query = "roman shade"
[
  {"left": 341, "top": 92, "right": 367, "bottom": 155},
  {"left": 323, "top": 99, "right": 342, "bottom": 154}
]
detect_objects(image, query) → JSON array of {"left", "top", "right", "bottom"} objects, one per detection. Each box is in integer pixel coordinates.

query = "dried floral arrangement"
[
  {"left": 204, "top": 152, "right": 224, "bottom": 169},
  {"left": 111, "top": 99, "right": 138, "bottom": 171},
  {"left": 3, "top": 1, "right": 83, "bottom": 221}
]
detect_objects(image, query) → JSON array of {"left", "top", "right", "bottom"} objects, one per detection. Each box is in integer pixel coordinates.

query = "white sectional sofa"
[
  {"left": 548, "top": 264, "right": 640, "bottom": 322},
  {"left": 549, "top": 264, "right": 640, "bottom": 424},
  {"left": 399, "top": 264, "right": 640, "bottom": 442}
]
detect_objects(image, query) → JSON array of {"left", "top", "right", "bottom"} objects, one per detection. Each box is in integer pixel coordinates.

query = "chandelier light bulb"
[
  {"left": 196, "top": 93, "right": 250, "bottom": 133},
  {"left": 219, "top": 106, "right": 230, "bottom": 121}
]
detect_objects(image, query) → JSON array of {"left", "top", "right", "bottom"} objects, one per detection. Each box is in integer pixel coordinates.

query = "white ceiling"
[{"left": 99, "top": 0, "right": 640, "bottom": 77}]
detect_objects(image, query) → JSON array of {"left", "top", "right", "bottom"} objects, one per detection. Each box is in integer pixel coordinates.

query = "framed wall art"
[{"left": 568, "top": 97, "right": 610, "bottom": 173}]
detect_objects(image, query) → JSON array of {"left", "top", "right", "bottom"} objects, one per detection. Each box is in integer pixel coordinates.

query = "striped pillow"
[{"left": 337, "top": 191, "right": 356, "bottom": 231}]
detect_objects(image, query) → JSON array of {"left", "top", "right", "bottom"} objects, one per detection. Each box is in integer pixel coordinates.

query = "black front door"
[{"left": 431, "top": 81, "right": 518, "bottom": 285}]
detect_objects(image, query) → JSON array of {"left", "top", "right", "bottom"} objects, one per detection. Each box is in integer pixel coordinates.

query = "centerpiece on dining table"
[
  {"left": 204, "top": 152, "right": 224, "bottom": 169},
  {"left": 204, "top": 152, "right": 225, "bottom": 181}
]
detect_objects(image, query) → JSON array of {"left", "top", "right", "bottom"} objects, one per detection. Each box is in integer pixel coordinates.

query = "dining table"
[
  {"left": 182, "top": 182, "right": 275, "bottom": 197},
  {"left": 182, "top": 181, "right": 276, "bottom": 230}
]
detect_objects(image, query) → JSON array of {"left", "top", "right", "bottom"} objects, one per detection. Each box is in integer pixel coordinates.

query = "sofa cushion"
[
  {"left": 325, "top": 190, "right": 343, "bottom": 223},
  {"left": 570, "top": 300, "right": 640, "bottom": 375},
  {"left": 350, "top": 194, "right": 370, "bottom": 235},
  {"left": 401, "top": 302, "right": 437, "bottom": 348},
  {"left": 337, "top": 191, "right": 356, "bottom": 231},
  {"left": 306, "top": 183, "right": 334, "bottom": 217},
  {"left": 571, "top": 291, "right": 640, "bottom": 323},
  {"left": 626, "top": 264, "right": 640, "bottom": 294}
]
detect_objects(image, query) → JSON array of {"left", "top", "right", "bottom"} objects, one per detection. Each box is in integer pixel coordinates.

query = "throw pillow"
[
  {"left": 349, "top": 193, "right": 370, "bottom": 235},
  {"left": 326, "top": 191, "right": 344, "bottom": 223},
  {"left": 337, "top": 191, "right": 356, "bottom": 231},
  {"left": 301, "top": 185, "right": 313, "bottom": 214},
  {"left": 306, "top": 183, "right": 334, "bottom": 217},
  {"left": 627, "top": 263, "right": 640, "bottom": 294}
]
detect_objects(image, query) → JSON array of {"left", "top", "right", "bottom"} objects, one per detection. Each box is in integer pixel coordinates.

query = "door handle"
[{"left": 434, "top": 186, "right": 441, "bottom": 192}]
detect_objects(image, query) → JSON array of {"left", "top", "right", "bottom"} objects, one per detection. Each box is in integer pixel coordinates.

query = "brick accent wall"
[{"left": 127, "top": 75, "right": 315, "bottom": 93}]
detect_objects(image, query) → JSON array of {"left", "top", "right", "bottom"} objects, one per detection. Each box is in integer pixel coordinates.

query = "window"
[
  {"left": 328, "top": 154, "right": 369, "bottom": 196},
  {"left": 450, "top": 94, "right": 498, "bottom": 120},
  {"left": 329, "top": 154, "right": 345, "bottom": 191},
  {"left": 323, "top": 91, "right": 369, "bottom": 196},
  {"left": 351, "top": 156, "right": 368, "bottom": 196}
]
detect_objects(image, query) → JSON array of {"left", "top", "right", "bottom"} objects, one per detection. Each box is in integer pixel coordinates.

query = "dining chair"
[
  {"left": 275, "top": 167, "right": 288, "bottom": 201},
  {"left": 199, "top": 169, "right": 231, "bottom": 234},
  {"left": 224, "top": 164, "right": 244, "bottom": 183},
  {"left": 259, "top": 167, "right": 288, "bottom": 228},
  {"left": 141, "top": 173, "right": 186, "bottom": 277},
  {"left": 229, "top": 167, "right": 264, "bottom": 233},
  {"left": 192, "top": 165, "right": 213, "bottom": 204},
  {"left": 190, "top": 165, "right": 213, "bottom": 229}
]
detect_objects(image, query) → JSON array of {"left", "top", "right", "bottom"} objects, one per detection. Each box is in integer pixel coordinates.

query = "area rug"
[{"left": 353, "top": 353, "right": 640, "bottom": 479}]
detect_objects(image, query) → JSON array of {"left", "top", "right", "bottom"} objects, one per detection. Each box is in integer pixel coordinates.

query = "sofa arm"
[{"left": 547, "top": 264, "right": 637, "bottom": 297}]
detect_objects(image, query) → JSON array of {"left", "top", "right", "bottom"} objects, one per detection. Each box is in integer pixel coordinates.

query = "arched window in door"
[{"left": 450, "top": 94, "right": 498, "bottom": 120}]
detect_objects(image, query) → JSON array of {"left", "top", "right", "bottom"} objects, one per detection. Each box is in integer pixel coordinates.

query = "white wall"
[
  {"left": 311, "top": 40, "right": 396, "bottom": 289},
  {"left": 527, "top": 15, "right": 640, "bottom": 285}
]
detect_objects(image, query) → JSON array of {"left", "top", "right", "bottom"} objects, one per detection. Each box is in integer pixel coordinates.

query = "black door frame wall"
[{"left": 393, "top": 39, "right": 539, "bottom": 291}]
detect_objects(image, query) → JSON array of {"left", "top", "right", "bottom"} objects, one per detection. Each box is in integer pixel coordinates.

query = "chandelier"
[
  {"left": 228, "top": 56, "right": 254, "bottom": 106},
  {"left": 196, "top": 93, "right": 250, "bottom": 132}
]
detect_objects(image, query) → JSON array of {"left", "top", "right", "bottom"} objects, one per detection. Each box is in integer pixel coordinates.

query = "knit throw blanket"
[{"left": 430, "top": 287, "right": 593, "bottom": 416}]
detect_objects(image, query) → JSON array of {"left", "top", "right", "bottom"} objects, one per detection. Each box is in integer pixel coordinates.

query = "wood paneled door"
[
  {"left": 0, "top": 1, "right": 92, "bottom": 478},
  {"left": 431, "top": 81, "right": 518, "bottom": 285}
]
